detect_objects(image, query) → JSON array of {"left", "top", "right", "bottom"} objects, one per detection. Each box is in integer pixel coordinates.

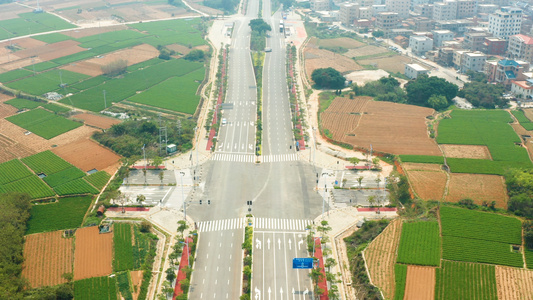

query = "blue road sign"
[{"left": 293, "top": 258, "right": 314, "bottom": 269}]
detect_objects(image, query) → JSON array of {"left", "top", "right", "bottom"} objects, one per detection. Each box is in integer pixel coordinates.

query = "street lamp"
[{"left": 180, "top": 171, "right": 186, "bottom": 221}]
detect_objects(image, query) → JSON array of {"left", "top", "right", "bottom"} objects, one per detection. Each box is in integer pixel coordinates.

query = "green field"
[
  {"left": 129, "top": 18, "right": 207, "bottom": 47},
  {"left": 440, "top": 206, "right": 522, "bottom": 244},
  {"left": 1, "top": 176, "right": 55, "bottom": 199},
  {"left": 6, "top": 108, "right": 82, "bottom": 139},
  {"left": 440, "top": 206, "right": 524, "bottom": 267},
  {"left": 61, "top": 59, "right": 203, "bottom": 111},
  {"left": 394, "top": 264, "right": 407, "bottom": 300},
  {"left": 43, "top": 166, "right": 86, "bottom": 187},
  {"left": 24, "top": 61, "right": 59, "bottom": 72},
  {"left": 21, "top": 150, "right": 73, "bottom": 175},
  {"left": 74, "top": 276, "right": 118, "bottom": 300},
  {"left": 0, "top": 159, "right": 33, "bottom": 185},
  {"left": 6, "top": 69, "right": 89, "bottom": 95},
  {"left": 397, "top": 221, "right": 440, "bottom": 266},
  {"left": 128, "top": 67, "right": 205, "bottom": 114},
  {"left": 4, "top": 98, "right": 44, "bottom": 110},
  {"left": 0, "top": 69, "right": 33, "bottom": 83},
  {"left": 116, "top": 272, "right": 133, "bottom": 300},
  {"left": 26, "top": 196, "right": 92, "bottom": 234},
  {"left": 70, "top": 76, "right": 108, "bottom": 91},
  {"left": 526, "top": 250, "right": 533, "bottom": 269},
  {"left": 32, "top": 32, "right": 73, "bottom": 44},
  {"left": 54, "top": 178, "right": 99, "bottom": 196},
  {"left": 399, "top": 155, "right": 444, "bottom": 164},
  {"left": 511, "top": 110, "right": 533, "bottom": 131},
  {"left": 114, "top": 223, "right": 135, "bottom": 272},
  {"left": 435, "top": 261, "right": 497, "bottom": 300},
  {"left": 442, "top": 235, "right": 524, "bottom": 267},
  {"left": 43, "top": 103, "right": 70, "bottom": 113},
  {"left": 435, "top": 110, "right": 532, "bottom": 175},
  {"left": 84, "top": 171, "right": 111, "bottom": 190},
  {"left": 0, "top": 12, "right": 75, "bottom": 41}
]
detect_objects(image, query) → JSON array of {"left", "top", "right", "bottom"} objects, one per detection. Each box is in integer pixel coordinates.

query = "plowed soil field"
[
  {"left": 52, "top": 139, "right": 120, "bottom": 174},
  {"left": 72, "top": 113, "right": 121, "bottom": 129},
  {"left": 310, "top": 37, "right": 365, "bottom": 49},
  {"left": 22, "top": 230, "right": 73, "bottom": 288},
  {"left": 304, "top": 46, "right": 362, "bottom": 80},
  {"left": 321, "top": 96, "right": 370, "bottom": 141},
  {"left": 0, "top": 94, "right": 17, "bottom": 119},
  {"left": 357, "top": 55, "right": 412, "bottom": 73},
  {"left": 364, "top": 219, "right": 403, "bottom": 299},
  {"left": 445, "top": 174, "right": 508, "bottom": 208},
  {"left": 61, "top": 44, "right": 159, "bottom": 76},
  {"left": 496, "top": 266, "right": 533, "bottom": 300},
  {"left": 441, "top": 144, "right": 491, "bottom": 159},
  {"left": 322, "top": 97, "right": 440, "bottom": 155},
  {"left": 131, "top": 270, "right": 143, "bottom": 300},
  {"left": 14, "top": 40, "right": 85, "bottom": 62},
  {"left": 344, "top": 45, "right": 389, "bottom": 58},
  {"left": 405, "top": 163, "right": 447, "bottom": 201},
  {"left": 74, "top": 226, "right": 113, "bottom": 280},
  {"left": 404, "top": 266, "right": 436, "bottom": 300},
  {"left": 0, "top": 3, "right": 32, "bottom": 21}
]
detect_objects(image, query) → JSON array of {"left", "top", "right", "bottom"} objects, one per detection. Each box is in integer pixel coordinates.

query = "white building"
[
  {"left": 488, "top": 7, "right": 523, "bottom": 40},
  {"left": 511, "top": 79, "right": 533, "bottom": 99},
  {"left": 311, "top": 0, "right": 330, "bottom": 11},
  {"left": 385, "top": 0, "right": 410, "bottom": 19},
  {"left": 432, "top": 30, "right": 454, "bottom": 47},
  {"left": 409, "top": 35, "right": 434, "bottom": 54},
  {"left": 461, "top": 52, "right": 487, "bottom": 72},
  {"left": 433, "top": 0, "right": 458, "bottom": 20},
  {"left": 372, "top": 4, "right": 388, "bottom": 15},
  {"left": 405, "top": 63, "right": 429, "bottom": 78}
]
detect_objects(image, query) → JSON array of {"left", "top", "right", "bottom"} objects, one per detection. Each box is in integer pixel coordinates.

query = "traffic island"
[
  {"left": 313, "top": 238, "right": 329, "bottom": 299},
  {"left": 241, "top": 222, "right": 253, "bottom": 299},
  {"left": 172, "top": 235, "right": 196, "bottom": 300}
]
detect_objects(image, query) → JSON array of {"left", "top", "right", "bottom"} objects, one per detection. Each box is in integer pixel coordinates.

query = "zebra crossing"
[
  {"left": 196, "top": 217, "right": 312, "bottom": 233},
  {"left": 197, "top": 218, "right": 246, "bottom": 233},
  {"left": 211, "top": 153, "right": 255, "bottom": 163},
  {"left": 254, "top": 217, "right": 311, "bottom": 232},
  {"left": 262, "top": 153, "right": 299, "bottom": 163}
]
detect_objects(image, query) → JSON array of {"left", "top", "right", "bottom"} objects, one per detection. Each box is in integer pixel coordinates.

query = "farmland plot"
[
  {"left": 114, "top": 223, "right": 134, "bottom": 272},
  {"left": 7, "top": 108, "right": 82, "bottom": 139},
  {"left": 435, "top": 261, "right": 497, "bottom": 300},
  {"left": 1, "top": 176, "right": 55, "bottom": 199},
  {"left": 22, "top": 230, "right": 73, "bottom": 288},
  {"left": 0, "top": 158, "right": 32, "bottom": 184},
  {"left": 511, "top": 110, "right": 533, "bottom": 131},
  {"left": 404, "top": 266, "right": 435, "bottom": 300},
  {"left": 0, "top": 12, "right": 75, "bottom": 40},
  {"left": 52, "top": 139, "right": 121, "bottom": 174},
  {"left": 84, "top": 171, "right": 111, "bottom": 190},
  {"left": 364, "top": 219, "right": 402, "bottom": 299},
  {"left": 4, "top": 98, "right": 43, "bottom": 110},
  {"left": 74, "top": 276, "right": 118, "bottom": 300},
  {"left": 496, "top": 266, "right": 533, "bottom": 300},
  {"left": 394, "top": 264, "right": 407, "bottom": 300},
  {"left": 397, "top": 221, "right": 440, "bottom": 266},
  {"left": 43, "top": 166, "right": 86, "bottom": 187},
  {"left": 6, "top": 69, "right": 89, "bottom": 95},
  {"left": 21, "top": 150, "right": 73, "bottom": 175},
  {"left": 74, "top": 226, "right": 113, "bottom": 280},
  {"left": 26, "top": 196, "right": 93, "bottom": 234},
  {"left": 54, "top": 178, "right": 99, "bottom": 196},
  {"left": 445, "top": 174, "right": 508, "bottom": 208},
  {"left": 404, "top": 164, "right": 446, "bottom": 201},
  {"left": 129, "top": 18, "right": 207, "bottom": 47}
]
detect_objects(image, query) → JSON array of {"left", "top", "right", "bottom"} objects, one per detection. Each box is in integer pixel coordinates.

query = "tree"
[
  {"left": 357, "top": 176, "right": 364, "bottom": 189},
  {"left": 427, "top": 94, "right": 449, "bottom": 110},
  {"left": 367, "top": 195, "right": 377, "bottom": 207},
  {"left": 371, "top": 30, "right": 384, "bottom": 38},
  {"left": 101, "top": 59, "right": 128, "bottom": 77},
  {"left": 249, "top": 19, "right": 272, "bottom": 33},
  {"left": 184, "top": 49, "right": 205, "bottom": 61},
  {"left": 311, "top": 67, "right": 345, "bottom": 89},
  {"left": 466, "top": 70, "right": 487, "bottom": 83},
  {"left": 159, "top": 171, "right": 165, "bottom": 185},
  {"left": 152, "top": 156, "right": 163, "bottom": 168},
  {"left": 349, "top": 157, "right": 360, "bottom": 166},
  {"left": 372, "top": 157, "right": 380, "bottom": 166},
  {"left": 140, "top": 220, "right": 152, "bottom": 233},
  {"left": 179, "top": 278, "right": 190, "bottom": 293},
  {"left": 136, "top": 194, "right": 146, "bottom": 207},
  {"left": 317, "top": 220, "right": 332, "bottom": 239},
  {"left": 162, "top": 281, "right": 174, "bottom": 296},
  {"left": 166, "top": 267, "right": 176, "bottom": 282},
  {"left": 124, "top": 167, "right": 130, "bottom": 184},
  {"left": 405, "top": 74, "right": 458, "bottom": 107},
  {"left": 457, "top": 81, "right": 506, "bottom": 108},
  {"left": 142, "top": 168, "right": 147, "bottom": 184},
  {"left": 177, "top": 220, "right": 189, "bottom": 239},
  {"left": 325, "top": 257, "right": 337, "bottom": 271}
]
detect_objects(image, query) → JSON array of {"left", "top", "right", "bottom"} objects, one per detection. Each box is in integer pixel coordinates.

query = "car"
[
  {"left": 222, "top": 118, "right": 227, "bottom": 125},
  {"left": 264, "top": 47, "right": 272, "bottom": 52}
]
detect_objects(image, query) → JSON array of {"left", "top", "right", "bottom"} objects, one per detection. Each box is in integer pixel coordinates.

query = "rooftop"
[
  {"left": 513, "top": 80, "right": 533, "bottom": 89},
  {"left": 498, "top": 59, "right": 519, "bottom": 67},
  {"left": 513, "top": 34, "right": 533, "bottom": 45},
  {"left": 407, "top": 63, "right": 427, "bottom": 71}
]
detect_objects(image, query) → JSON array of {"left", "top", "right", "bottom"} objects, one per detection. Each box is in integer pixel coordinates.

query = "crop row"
[
  {"left": 0, "top": 159, "right": 33, "bottom": 185},
  {"left": 0, "top": 69, "right": 33, "bottom": 83},
  {"left": 54, "top": 178, "right": 99, "bottom": 196},
  {"left": 435, "top": 261, "right": 497, "bottom": 300},
  {"left": 26, "top": 196, "right": 93, "bottom": 235},
  {"left": 6, "top": 69, "right": 89, "bottom": 96},
  {"left": 512, "top": 110, "right": 533, "bottom": 131},
  {"left": 442, "top": 235, "right": 523, "bottom": 267},
  {"left": 116, "top": 272, "right": 133, "bottom": 300},
  {"left": 21, "top": 150, "right": 73, "bottom": 175},
  {"left": 393, "top": 264, "right": 407, "bottom": 300},
  {"left": 7, "top": 109, "right": 82, "bottom": 140},
  {"left": 84, "top": 171, "right": 111, "bottom": 190},
  {"left": 0, "top": 176, "right": 55, "bottom": 199},
  {"left": 440, "top": 206, "right": 522, "bottom": 244},
  {"left": 5, "top": 98, "right": 44, "bottom": 110},
  {"left": 397, "top": 221, "right": 440, "bottom": 266},
  {"left": 43, "top": 167, "right": 86, "bottom": 188},
  {"left": 74, "top": 276, "right": 117, "bottom": 300},
  {"left": 114, "top": 223, "right": 135, "bottom": 272},
  {"left": 399, "top": 155, "right": 444, "bottom": 164},
  {"left": 0, "top": 12, "right": 74, "bottom": 40}
]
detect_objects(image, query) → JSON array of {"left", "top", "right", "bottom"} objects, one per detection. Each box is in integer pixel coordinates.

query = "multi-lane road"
[{"left": 187, "top": 0, "right": 325, "bottom": 298}]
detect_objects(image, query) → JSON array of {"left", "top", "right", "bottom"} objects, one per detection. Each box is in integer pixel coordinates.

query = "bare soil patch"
[
  {"left": 14, "top": 40, "right": 85, "bottom": 62},
  {"left": 345, "top": 69, "right": 390, "bottom": 87},
  {"left": 131, "top": 270, "right": 143, "bottom": 300},
  {"left": 511, "top": 123, "right": 533, "bottom": 163},
  {"left": 364, "top": 219, "right": 403, "bottom": 299},
  {"left": 310, "top": 37, "right": 365, "bottom": 49},
  {"left": 441, "top": 144, "right": 491, "bottom": 159},
  {"left": 496, "top": 266, "right": 533, "bottom": 300},
  {"left": 344, "top": 45, "right": 389, "bottom": 58},
  {"left": 446, "top": 174, "right": 508, "bottom": 208},
  {"left": 12, "top": 38, "right": 47, "bottom": 49},
  {"left": 0, "top": 3, "right": 32, "bottom": 21},
  {"left": 402, "top": 163, "right": 443, "bottom": 172},
  {"left": 62, "top": 44, "right": 159, "bottom": 76},
  {"left": 74, "top": 226, "right": 113, "bottom": 280},
  {"left": 524, "top": 108, "right": 533, "bottom": 123},
  {"left": 72, "top": 113, "right": 121, "bottom": 129},
  {"left": 52, "top": 139, "right": 120, "bottom": 173},
  {"left": 0, "top": 94, "right": 17, "bottom": 119},
  {"left": 304, "top": 47, "right": 362, "bottom": 79},
  {"left": 406, "top": 167, "right": 447, "bottom": 201},
  {"left": 22, "top": 231, "right": 73, "bottom": 288},
  {"left": 323, "top": 98, "right": 441, "bottom": 155},
  {"left": 321, "top": 96, "right": 370, "bottom": 141},
  {"left": 405, "top": 266, "right": 436, "bottom": 300},
  {"left": 0, "top": 56, "right": 44, "bottom": 72},
  {"left": 358, "top": 55, "right": 411, "bottom": 73}
]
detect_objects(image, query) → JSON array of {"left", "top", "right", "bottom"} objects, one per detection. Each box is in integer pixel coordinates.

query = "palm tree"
[
  {"left": 357, "top": 176, "right": 364, "bottom": 189},
  {"left": 136, "top": 194, "right": 146, "bottom": 207},
  {"left": 177, "top": 220, "right": 189, "bottom": 239}
]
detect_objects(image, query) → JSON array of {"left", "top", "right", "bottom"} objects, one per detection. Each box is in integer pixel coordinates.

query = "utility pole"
[
  {"left": 180, "top": 171, "right": 186, "bottom": 221},
  {"left": 103, "top": 90, "right": 107, "bottom": 109},
  {"left": 142, "top": 144, "right": 147, "bottom": 184}
]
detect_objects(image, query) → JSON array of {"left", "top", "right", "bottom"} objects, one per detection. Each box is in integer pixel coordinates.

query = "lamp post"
[{"left": 180, "top": 171, "right": 186, "bottom": 221}]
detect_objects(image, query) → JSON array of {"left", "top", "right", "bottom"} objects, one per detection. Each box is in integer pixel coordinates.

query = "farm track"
[{"left": 364, "top": 219, "right": 403, "bottom": 299}]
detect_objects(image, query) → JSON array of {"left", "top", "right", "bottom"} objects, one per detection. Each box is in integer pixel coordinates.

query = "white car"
[{"left": 222, "top": 118, "right": 227, "bottom": 125}]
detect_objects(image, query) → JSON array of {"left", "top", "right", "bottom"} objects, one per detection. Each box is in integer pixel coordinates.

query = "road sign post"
[{"left": 292, "top": 258, "right": 314, "bottom": 269}]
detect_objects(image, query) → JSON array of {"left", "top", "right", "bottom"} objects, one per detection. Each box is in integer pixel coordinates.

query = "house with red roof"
[{"left": 508, "top": 34, "right": 533, "bottom": 63}]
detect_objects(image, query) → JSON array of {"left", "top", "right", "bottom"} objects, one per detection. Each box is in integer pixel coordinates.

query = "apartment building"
[
  {"left": 410, "top": 35, "right": 434, "bottom": 54},
  {"left": 485, "top": 59, "right": 529, "bottom": 87},
  {"left": 461, "top": 52, "right": 487, "bottom": 72},
  {"left": 376, "top": 12, "right": 400, "bottom": 31},
  {"left": 385, "top": 0, "right": 410, "bottom": 19},
  {"left": 356, "top": 0, "right": 374, "bottom": 7},
  {"left": 508, "top": 34, "right": 533, "bottom": 63},
  {"left": 453, "top": 50, "right": 470, "bottom": 68},
  {"left": 511, "top": 79, "right": 533, "bottom": 99},
  {"left": 432, "top": 30, "right": 454, "bottom": 47},
  {"left": 405, "top": 64, "right": 429, "bottom": 79},
  {"left": 372, "top": 4, "right": 388, "bottom": 15},
  {"left": 478, "top": 4, "right": 499, "bottom": 16},
  {"left": 409, "top": 17, "right": 435, "bottom": 31},
  {"left": 483, "top": 37, "right": 508, "bottom": 55},
  {"left": 456, "top": 0, "right": 475, "bottom": 19},
  {"left": 435, "top": 19, "right": 474, "bottom": 33},
  {"left": 433, "top": 1, "right": 457, "bottom": 20},
  {"left": 463, "top": 31, "right": 492, "bottom": 51},
  {"left": 437, "top": 47, "right": 455, "bottom": 66},
  {"left": 413, "top": 4, "right": 433, "bottom": 17},
  {"left": 488, "top": 7, "right": 523, "bottom": 39},
  {"left": 311, "top": 0, "right": 330, "bottom": 11}
]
